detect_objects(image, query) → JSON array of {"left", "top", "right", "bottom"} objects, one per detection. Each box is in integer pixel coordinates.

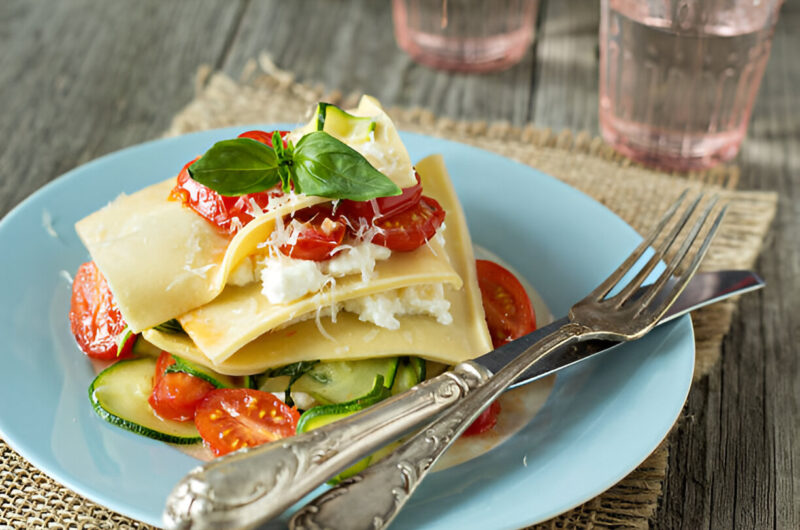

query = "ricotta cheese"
[
  {"left": 227, "top": 257, "right": 257, "bottom": 287},
  {"left": 259, "top": 243, "right": 392, "bottom": 304},
  {"left": 322, "top": 243, "right": 391, "bottom": 280},
  {"left": 343, "top": 283, "right": 452, "bottom": 330},
  {"left": 261, "top": 258, "right": 327, "bottom": 304}
]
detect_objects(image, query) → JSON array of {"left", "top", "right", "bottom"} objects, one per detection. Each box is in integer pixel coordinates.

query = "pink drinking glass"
[
  {"left": 599, "top": 0, "right": 783, "bottom": 171},
  {"left": 392, "top": 0, "right": 540, "bottom": 73}
]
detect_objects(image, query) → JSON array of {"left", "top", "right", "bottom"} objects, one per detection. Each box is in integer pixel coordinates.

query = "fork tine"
[
  {"left": 611, "top": 193, "right": 704, "bottom": 308},
  {"left": 588, "top": 190, "right": 688, "bottom": 302},
  {"left": 635, "top": 201, "right": 727, "bottom": 320}
]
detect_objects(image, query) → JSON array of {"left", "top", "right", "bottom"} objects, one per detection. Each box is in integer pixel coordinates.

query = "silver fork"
[
  {"left": 163, "top": 192, "right": 724, "bottom": 530},
  {"left": 288, "top": 192, "right": 726, "bottom": 530}
]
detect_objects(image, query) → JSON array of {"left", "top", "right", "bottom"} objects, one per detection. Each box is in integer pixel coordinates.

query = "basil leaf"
[
  {"left": 188, "top": 138, "right": 281, "bottom": 196},
  {"left": 292, "top": 132, "right": 401, "bottom": 201},
  {"left": 153, "top": 319, "right": 184, "bottom": 334},
  {"left": 265, "top": 361, "right": 320, "bottom": 407},
  {"left": 265, "top": 360, "right": 319, "bottom": 379}
]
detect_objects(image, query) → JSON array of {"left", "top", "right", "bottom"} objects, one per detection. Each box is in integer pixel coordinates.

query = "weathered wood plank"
[
  {"left": 0, "top": 0, "right": 244, "bottom": 218},
  {"left": 656, "top": 1, "right": 800, "bottom": 528},
  {"left": 530, "top": 0, "right": 600, "bottom": 132},
  {"left": 222, "top": 0, "right": 536, "bottom": 124}
]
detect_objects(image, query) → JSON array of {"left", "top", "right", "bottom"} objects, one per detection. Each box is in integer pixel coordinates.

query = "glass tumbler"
[
  {"left": 392, "top": 0, "right": 540, "bottom": 73},
  {"left": 599, "top": 0, "right": 783, "bottom": 171}
]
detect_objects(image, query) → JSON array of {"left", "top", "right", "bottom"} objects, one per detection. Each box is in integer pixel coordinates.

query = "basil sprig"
[
  {"left": 188, "top": 131, "right": 401, "bottom": 201},
  {"left": 153, "top": 319, "right": 185, "bottom": 334},
  {"left": 264, "top": 360, "right": 320, "bottom": 407}
]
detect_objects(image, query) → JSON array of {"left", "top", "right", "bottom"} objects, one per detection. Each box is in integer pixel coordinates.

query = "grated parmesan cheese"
[{"left": 183, "top": 263, "right": 215, "bottom": 278}]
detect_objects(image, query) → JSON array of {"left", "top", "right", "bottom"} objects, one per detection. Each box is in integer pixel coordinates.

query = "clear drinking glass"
[
  {"left": 599, "top": 0, "right": 783, "bottom": 171},
  {"left": 392, "top": 0, "right": 540, "bottom": 73}
]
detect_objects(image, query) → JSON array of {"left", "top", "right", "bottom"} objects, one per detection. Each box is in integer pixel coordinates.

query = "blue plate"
[{"left": 0, "top": 128, "right": 693, "bottom": 528}]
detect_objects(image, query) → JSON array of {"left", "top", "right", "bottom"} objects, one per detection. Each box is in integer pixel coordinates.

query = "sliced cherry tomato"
[
  {"left": 278, "top": 204, "right": 346, "bottom": 261},
  {"left": 370, "top": 196, "right": 446, "bottom": 252},
  {"left": 169, "top": 158, "right": 282, "bottom": 234},
  {"left": 148, "top": 352, "right": 214, "bottom": 422},
  {"left": 463, "top": 400, "right": 502, "bottom": 437},
  {"left": 337, "top": 173, "right": 423, "bottom": 223},
  {"left": 69, "top": 261, "right": 134, "bottom": 360},
  {"left": 195, "top": 389, "right": 300, "bottom": 456},
  {"left": 476, "top": 259, "right": 536, "bottom": 349},
  {"left": 237, "top": 129, "right": 290, "bottom": 148},
  {"left": 152, "top": 351, "right": 176, "bottom": 387}
]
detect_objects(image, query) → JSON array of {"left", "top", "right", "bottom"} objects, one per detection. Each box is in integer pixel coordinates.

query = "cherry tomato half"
[
  {"left": 237, "top": 129, "right": 290, "bottom": 148},
  {"left": 195, "top": 389, "right": 300, "bottom": 456},
  {"left": 462, "top": 400, "right": 502, "bottom": 437},
  {"left": 69, "top": 262, "right": 134, "bottom": 360},
  {"left": 148, "top": 352, "right": 215, "bottom": 422},
  {"left": 337, "top": 173, "right": 423, "bottom": 223},
  {"left": 370, "top": 196, "right": 446, "bottom": 252},
  {"left": 279, "top": 204, "right": 347, "bottom": 261},
  {"left": 152, "top": 350, "right": 175, "bottom": 386},
  {"left": 169, "top": 158, "right": 282, "bottom": 234},
  {"left": 476, "top": 259, "right": 536, "bottom": 349}
]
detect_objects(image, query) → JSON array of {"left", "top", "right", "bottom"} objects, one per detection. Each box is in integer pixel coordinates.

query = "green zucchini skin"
[
  {"left": 391, "top": 357, "right": 426, "bottom": 395},
  {"left": 314, "top": 102, "right": 376, "bottom": 138},
  {"left": 296, "top": 375, "right": 392, "bottom": 483},
  {"left": 165, "top": 354, "right": 239, "bottom": 389},
  {"left": 295, "top": 375, "right": 391, "bottom": 433},
  {"left": 258, "top": 358, "right": 400, "bottom": 405},
  {"left": 88, "top": 357, "right": 201, "bottom": 444}
]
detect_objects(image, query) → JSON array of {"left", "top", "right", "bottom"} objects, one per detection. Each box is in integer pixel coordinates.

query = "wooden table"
[{"left": 1, "top": 1, "right": 797, "bottom": 528}]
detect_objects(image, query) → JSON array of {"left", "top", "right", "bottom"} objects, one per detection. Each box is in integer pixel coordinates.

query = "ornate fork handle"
[
  {"left": 290, "top": 323, "right": 593, "bottom": 530},
  {"left": 291, "top": 192, "right": 726, "bottom": 529},
  {"left": 163, "top": 362, "right": 493, "bottom": 529}
]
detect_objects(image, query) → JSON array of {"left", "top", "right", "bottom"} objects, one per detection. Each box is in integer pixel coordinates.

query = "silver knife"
[
  {"left": 478, "top": 268, "right": 764, "bottom": 388},
  {"left": 163, "top": 270, "right": 763, "bottom": 530}
]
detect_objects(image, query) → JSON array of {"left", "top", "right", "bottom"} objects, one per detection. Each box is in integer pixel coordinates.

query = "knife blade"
[{"left": 475, "top": 269, "right": 764, "bottom": 388}]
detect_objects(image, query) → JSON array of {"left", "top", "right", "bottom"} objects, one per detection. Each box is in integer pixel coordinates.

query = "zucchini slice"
[
  {"left": 314, "top": 102, "right": 377, "bottom": 141},
  {"left": 258, "top": 358, "right": 399, "bottom": 405},
  {"left": 243, "top": 374, "right": 257, "bottom": 389},
  {"left": 296, "top": 375, "right": 391, "bottom": 483},
  {"left": 391, "top": 357, "right": 426, "bottom": 395},
  {"left": 165, "top": 354, "right": 240, "bottom": 389},
  {"left": 88, "top": 357, "right": 201, "bottom": 444},
  {"left": 296, "top": 374, "right": 391, "bottom": 433},
  {"left": 130, "top": 335, "right": 162, "bottom": 357}
]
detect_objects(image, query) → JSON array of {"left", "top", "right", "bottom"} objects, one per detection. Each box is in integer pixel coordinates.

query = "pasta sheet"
[{"left": 145, "top": 155, "right": 493, "bottom": 374}]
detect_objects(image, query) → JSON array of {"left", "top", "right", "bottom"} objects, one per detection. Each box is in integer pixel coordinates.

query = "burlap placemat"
[{"left": 0, "top": 58, "right": 777, "bottom": 529}]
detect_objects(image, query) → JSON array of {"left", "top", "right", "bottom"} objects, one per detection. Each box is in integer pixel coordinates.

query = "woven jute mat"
[{"left": 0, "top": 58, "right": 777, "bottom": 529}]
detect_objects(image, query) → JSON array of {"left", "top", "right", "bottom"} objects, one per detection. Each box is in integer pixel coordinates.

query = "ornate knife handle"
[
  {"left": 162, "top": 362, "right": 492, "bottom": 530},
  {"left": 290, "top": 325, "right": 585, "bottom": 530}
]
